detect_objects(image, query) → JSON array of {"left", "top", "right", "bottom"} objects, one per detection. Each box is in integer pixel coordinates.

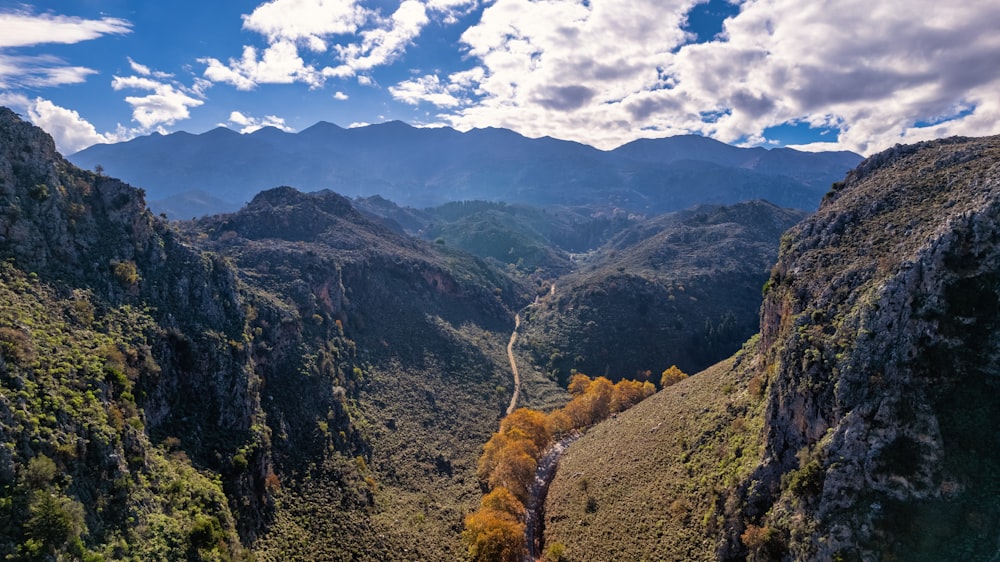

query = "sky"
[{"left": 1, "top": 0, "right": 999, "bottom": 156}]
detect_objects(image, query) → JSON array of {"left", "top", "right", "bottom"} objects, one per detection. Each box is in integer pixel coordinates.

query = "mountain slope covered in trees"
[{"left": 544, "top": 134, "right": 1000, "bottom": 561}]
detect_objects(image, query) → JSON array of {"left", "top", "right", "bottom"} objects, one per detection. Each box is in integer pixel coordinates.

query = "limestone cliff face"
[{"left": 739, "top": 136, "right": 1000, "bottom": 560}]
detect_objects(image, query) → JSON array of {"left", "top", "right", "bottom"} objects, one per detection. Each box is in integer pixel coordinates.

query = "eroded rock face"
[{"left": 739, "top": 136, "right": 1000, "bottom": 560}]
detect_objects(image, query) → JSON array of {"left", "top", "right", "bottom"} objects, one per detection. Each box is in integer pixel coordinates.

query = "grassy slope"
[{"left": 544, "top": 340, "right": 766, "bottom": 561}]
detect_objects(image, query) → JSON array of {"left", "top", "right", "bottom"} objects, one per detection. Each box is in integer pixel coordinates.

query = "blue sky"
[{"left": 2, "top": 0, "right": 999, "bottom": 156}]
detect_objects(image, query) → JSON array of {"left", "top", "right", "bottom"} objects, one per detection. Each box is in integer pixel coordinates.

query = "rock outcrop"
[
  {"left": 543, "top": 135, "right": 1000, "bottom": 562},
  {"left": 736, "top": 135, "right": 1000, "bottom": 560}
]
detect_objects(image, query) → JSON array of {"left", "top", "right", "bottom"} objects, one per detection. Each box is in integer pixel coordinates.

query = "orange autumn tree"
[
  {"left": 464, "top": 373, "right": 657, "bottom": 561},
  {"left": 464, "top": 487, "right": 526, "bottom": 562}
]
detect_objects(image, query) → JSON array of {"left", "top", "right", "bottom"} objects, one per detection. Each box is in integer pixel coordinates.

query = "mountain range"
[
  {"left": 5, "top": 104, "right": 999, "bottom": 561},
  {"left": 68, "top": 122, "right": 862, "bottom": 218},
  {"left": 0, "top": 107, "right": 804, "bottom": 559}
]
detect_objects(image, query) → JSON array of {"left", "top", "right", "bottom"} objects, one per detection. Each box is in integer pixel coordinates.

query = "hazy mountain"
[
  {"left": 69, "top": 122, "right": 861, "bottom": 217},
  {"left": 544, "top": 134, "right": 1000, "bottom": 561}
]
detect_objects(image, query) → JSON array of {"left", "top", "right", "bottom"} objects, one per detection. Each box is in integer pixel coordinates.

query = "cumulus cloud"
[
  {"left": 327, "top": 0, "right": 428, "bottom": 76},
  {"left": 112, "top": 60, "right": 206, "bottom": 128},
  {"left": 333, "top": 91, "right": 349, "bottom": 100},
  {"left": 437, "top": 0, "right": 702, "bottom": 147},
  {"left": 415, "top": 0, "right": 1000, "bottom": 153},
  {"left": 26, "top": 98, "right": 117, "bottom": 153},
  {"left": 202, "top": 40, "right": 322, "bottom": 90},
  {"left": 227, "top": 110, "right": 295, "bottom": 133},
  {"left": 203, "top": 0, "right": 438, "bottom": 88},
  {"left": 242, "top": 0, "right": 368, "bottom": 45},
  {"left": 0, "top": 96, "right": 132, "bottom": 154}
]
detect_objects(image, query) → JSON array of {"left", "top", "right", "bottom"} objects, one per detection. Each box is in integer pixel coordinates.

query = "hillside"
[
  {"left": 0, "top": 107, "right": 573, "bottom": 560},
  {"left": 517, "top": 201, "right": 807, "bottom": 380},
  {"left": 69, "top": 122, "right": 861, "bottom": 218},
  {"left": 545, "top": 135, "right": 1000, "bottom": 561}
]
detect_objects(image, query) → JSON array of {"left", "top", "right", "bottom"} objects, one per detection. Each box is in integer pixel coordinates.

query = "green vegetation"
[{"left": 0, "top": 262, "right": 244, "bottom": 560}]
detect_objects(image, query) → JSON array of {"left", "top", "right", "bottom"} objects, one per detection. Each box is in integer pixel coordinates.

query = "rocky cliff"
[
  {"left": 0, "top": 106, "right": 260, "bottom": 559},
  {"left": 544, "top": 135, "right": 1000, "bottom": 561},
  {"left": 738, "top": 135, "right": 1000, "bottom": 560}
]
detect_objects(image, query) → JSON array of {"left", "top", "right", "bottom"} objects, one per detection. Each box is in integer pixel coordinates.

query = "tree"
[
  {"left": 478, "top": 429, "right": 540, "bottom": 484},
  {"left": 500, "top": 408, "right": 551, "bottom": 452},
  {"left": 463, "top": 510, "right": 525, "bottom": 562},
  {"left": 661, "top": 365, "right": 688, "bottom": 388},
  {"left": 611, "top": 379, "right": 648, "bottom": 413},
  {"left": 24, "top": 491, "right": 86, "bottom": 557},
  {"left": 488, "top": 448, "right": 537, "bottom": 504},
  {"left": 544, "top": 409, "right": 573, "bottom": 437},
  {"left": 567, "top": 373, "right": 592, "bottom": 396},
  {"left": 480, "top": 487, "right": 525, "bottom": 522}
]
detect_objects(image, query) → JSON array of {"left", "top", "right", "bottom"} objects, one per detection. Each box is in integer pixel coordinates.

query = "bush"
[{"left": 112, "top": 260, "right": 140, "bottom": 286}]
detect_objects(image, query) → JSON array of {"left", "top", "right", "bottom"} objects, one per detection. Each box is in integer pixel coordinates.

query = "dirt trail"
[
  {"left": 505, "top": 313, "right": 522, "bottom": 416},
  {"left": 505, "top": 284, "right": 555, "bottom": 415}
]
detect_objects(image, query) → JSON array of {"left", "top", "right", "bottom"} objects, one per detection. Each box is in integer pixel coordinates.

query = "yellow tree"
[
  {"left": 463, "top": 510, "right": 526, "bottom": 562},
  {"left": 660, "top": 365, "right": 688, "bottom": 388},
  {"left": 587, "top": 376, "right": 614, "bottom": 421},
  {"left": 477, "top": 428, "right": 540, "bottom": 484},
  {"left": 501, "top": 408, "right": 551, "bottom": 453},
  {"left": 488, "top": 447, "right": 537, "bottom": 504},
  {"left": 611, "top": 379, "right": 647, "bottom": 413},
  {"left": 567, "top": 373, "right": 592, "bottom": 396},
  {"left": 480, "top": 487, "right": 525, "bottom": 522},
  {"left": 544, "top": 409, "right": 573, "bottom": 438}
]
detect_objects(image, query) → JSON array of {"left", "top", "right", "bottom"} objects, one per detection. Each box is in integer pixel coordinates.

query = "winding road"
[
  {"left": 505, "top": 283, "right": 555, "bottom": 415},
  {"left": 506, "top": 314, "right": 522, "bottom": 416}
]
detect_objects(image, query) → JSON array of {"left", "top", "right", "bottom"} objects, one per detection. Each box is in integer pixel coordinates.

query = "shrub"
[
  {"left": 112, "top": 260, "right": 140, "bottom": 286},
  {"left": 544, "top": 542, "right": 566, "bottom": 562}
]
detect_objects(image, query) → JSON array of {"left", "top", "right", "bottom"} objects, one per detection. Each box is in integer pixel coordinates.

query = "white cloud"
[
  {"left": 227, "top": 110, "right": 295, "bottom": 133},
  {"left": 424, "top": 0, "right": 1000, "bottom": 154},
  {"left": 128, "top": 57, "right": 151, "bottom": 76},
  {"left": 201, "top": 40, "right": 323, "bottom": 89},
  {"left": 0, "top": 9, "right": 131, "bottom": 48},
  {"left": 112, "top": 62, "right": 207, "bottom": 129},
  {"left": 9, "top": 97, "right": 136, "bottom": 154},
  {"left": 0, "top": 9, "right": 130, "bottom": 89},
  {"left": 25, "top": 98, "right": 114, "bottom": 153},
  {"left": 0, "top": 54, "right": 100, "bottom": 89},
  {"left": 336, "top": 0, "right": 428, "bottom": 73},
  {"left": 204, "top": 0, "right": 436, "bottom": 88},
  {"left": 242, "top": 0, "right": 369, "bottom": 44},
  {"left": 434, "top": 0, "right": 699, "bottom": 147},
  {"left": 333, "top": 91, "right": 349, "bottom": 100},
  {"left": 389, "top": 74, "right": 461, "bottom": 107},
  {"left": 425, "top": 0, "right": 477, "bottom": 24}
]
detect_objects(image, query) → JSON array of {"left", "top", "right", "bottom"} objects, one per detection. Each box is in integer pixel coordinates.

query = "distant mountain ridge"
[{"left": 69, "top": 122, "right": 861, "bottom": 217}]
